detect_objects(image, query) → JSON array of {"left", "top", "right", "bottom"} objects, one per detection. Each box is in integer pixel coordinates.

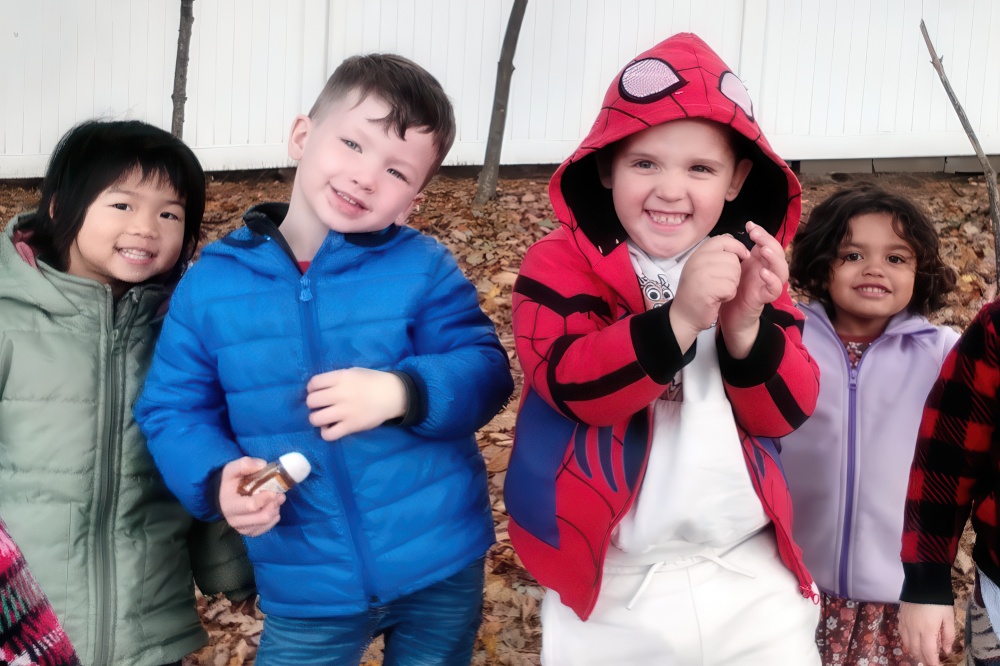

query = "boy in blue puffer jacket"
[{"left": 135, "top": 53, "right": 514, "bottom": 665}]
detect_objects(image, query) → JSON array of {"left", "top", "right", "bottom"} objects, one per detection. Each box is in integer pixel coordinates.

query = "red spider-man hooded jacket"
[{"left": 506, "top": 33, "right": 819, "bottom": 620}]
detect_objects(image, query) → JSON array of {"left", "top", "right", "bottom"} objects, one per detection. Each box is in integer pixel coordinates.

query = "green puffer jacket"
[{"left": 0, "top": 216, "right": 254, "bottom": 666}]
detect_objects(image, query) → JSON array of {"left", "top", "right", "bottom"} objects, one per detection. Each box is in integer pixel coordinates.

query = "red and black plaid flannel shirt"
[{"left": 900, "top": 300, "right": 1000, "bottom": 604}]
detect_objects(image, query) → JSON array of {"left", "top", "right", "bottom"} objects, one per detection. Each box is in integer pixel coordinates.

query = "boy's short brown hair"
[{"left": 309, "top": 53, "right": 456, "bottom": 180}]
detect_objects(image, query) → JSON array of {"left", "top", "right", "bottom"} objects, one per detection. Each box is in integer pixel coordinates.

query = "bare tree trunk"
[
  {"left": 920, "top": 20, "right": 1000, "bottom": 277},
  {"left": 474, "top": 0, "right": 529, "bottom": 209},
  {"left": 171, "top": 0, "right": 195, "bottom": 138}
]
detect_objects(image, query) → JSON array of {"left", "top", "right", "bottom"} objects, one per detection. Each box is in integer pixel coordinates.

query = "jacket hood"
[
  {"left": 1, "top": 214, "right": 74, "bottom": 314},
  {"left": 550, "top": 32, "right": 801, "bottom": 257},
  {"left": 798, "top": 299, "right": 944, "bottom": 341}
]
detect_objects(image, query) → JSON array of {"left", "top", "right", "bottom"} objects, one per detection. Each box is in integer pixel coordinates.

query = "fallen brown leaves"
[
  {"left": 193, "top": 595, "right": 262, "bottom": 666},
  {"left": 0, "top": 168, "right": 993, "bottom": 666}
]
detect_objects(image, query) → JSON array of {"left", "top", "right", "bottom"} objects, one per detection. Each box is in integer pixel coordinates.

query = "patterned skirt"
[{"left": 816, "top": 592, "right": 920, "bottom": 665}]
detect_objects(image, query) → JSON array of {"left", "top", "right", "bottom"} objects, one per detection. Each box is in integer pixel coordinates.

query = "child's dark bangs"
[
  {"left": 105, "top": 157, "right": 186, "bottom": 203},
  {"left": 139, "top": 156, "right": 189, "bottom": 201}
]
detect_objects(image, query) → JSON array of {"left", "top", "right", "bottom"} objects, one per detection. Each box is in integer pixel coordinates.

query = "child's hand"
[
  {"left": 723, "top": 221, "right": 788, "bottom": 317},
  {"left": 669, "top": 235, "right": 749, "bottom": 352},
  {"left": 898, "top": 601, "right": 955, "bottom": 666},
  {"left": 306, "top": 368, "right": 408, "bottom": 441},
  {"left": 718, "top": 221, "right": 789, "bottom": 357},
  {"left": 218, "top": 457, "right": 286, "bottom": 537}
]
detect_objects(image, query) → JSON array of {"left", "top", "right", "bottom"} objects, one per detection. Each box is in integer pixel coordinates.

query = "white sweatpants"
[{"left": 540, "top": 529, "right": 821, "bottom": 665}]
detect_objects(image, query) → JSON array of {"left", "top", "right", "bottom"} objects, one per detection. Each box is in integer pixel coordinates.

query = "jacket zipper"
[
  {"left": 835, "top": 335, "right": 884, "bottom": 598},
  {"left": 93, "top": 289, "right": 135, "bottom": 665},
  {"left": 296, "top": 262, "right": 380, "bottom": 606},
  {"left": 838, "top": 359, "right": 858, "bottom": 597}
]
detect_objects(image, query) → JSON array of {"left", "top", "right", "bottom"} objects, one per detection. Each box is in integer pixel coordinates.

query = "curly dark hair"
[{"left": 789, "top": 183, "right": 955, "bottom": 318}]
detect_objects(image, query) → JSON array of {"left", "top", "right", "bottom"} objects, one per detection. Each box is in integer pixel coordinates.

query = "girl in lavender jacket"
[{"left": 780, "top": 184, "right": 958, "bottom": 665}]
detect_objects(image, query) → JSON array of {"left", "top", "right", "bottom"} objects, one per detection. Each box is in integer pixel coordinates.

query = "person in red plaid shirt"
[{"left": 899, "top": 300, "right": 1000, "bottom": 666}]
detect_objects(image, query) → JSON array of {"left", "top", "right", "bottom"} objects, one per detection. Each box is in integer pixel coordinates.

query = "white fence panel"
[
  {"left": 1, "top": 0, "right": 180, "bottom": 176},
  {"left": 183, "top": 0, "right": 314, "bottom": 169},
  {"left": 757, "top": 0, "right": 1000, "bottom": 159},
  {"left": 1, "top": 0, "right": 999, "bottom": 177}
]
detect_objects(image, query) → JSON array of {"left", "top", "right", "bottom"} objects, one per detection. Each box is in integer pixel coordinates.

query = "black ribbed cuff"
[
  {"left": 629, "top": 301, "right": 695, "bottom": 384},
  {"left": 900, "top": 562, "right": 955, "bottom": 604},
  {"left": 717, "top": 319, "right": 785, "bottom": 388},
  {"left": 388, "top": 370, "right": 425, "bottom": 426}
]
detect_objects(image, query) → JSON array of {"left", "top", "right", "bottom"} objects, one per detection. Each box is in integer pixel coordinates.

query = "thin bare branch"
[
  {"left": 171, "top": 0, "right": 195, "bottom": 138},
  {"left": 920, "top": 19, "right": 1000, "bottom": 278},
  {"left": 474, "top": 0, "right": 529, "bottom": 209}
]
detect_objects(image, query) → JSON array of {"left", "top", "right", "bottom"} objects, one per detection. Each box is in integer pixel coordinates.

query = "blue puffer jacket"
[{"left": 136, "top": 203, "right": 513, "bottom": 618}]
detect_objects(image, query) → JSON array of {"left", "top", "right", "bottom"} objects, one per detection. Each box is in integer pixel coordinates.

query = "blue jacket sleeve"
[
  {"left": 395, "top": 248, "right": 513, "bottom": 438},
  {"left": 134, "top": 274, "right": 243, "bottom": 521}
]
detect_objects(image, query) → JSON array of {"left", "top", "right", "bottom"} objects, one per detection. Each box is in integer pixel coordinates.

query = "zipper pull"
[
  {"left": 300, "top": 276, "right": 312, "bottom": 302},
  {"left": 848, "top": 366, "right": 858, "bottom": 389}
]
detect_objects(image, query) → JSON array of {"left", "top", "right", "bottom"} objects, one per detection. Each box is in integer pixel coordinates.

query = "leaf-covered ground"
[{"left": 0, "top": 168, "right": 994, "bottom": 665}]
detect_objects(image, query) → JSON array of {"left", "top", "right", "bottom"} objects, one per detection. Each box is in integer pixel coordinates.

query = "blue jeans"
[{"left": 254, "top": 556, "right": 486, "bottom": 666}]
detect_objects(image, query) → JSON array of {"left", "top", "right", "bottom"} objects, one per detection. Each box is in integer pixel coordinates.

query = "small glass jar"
[{"left": 238, "top": 452, "right": 312, "bottom": 496}]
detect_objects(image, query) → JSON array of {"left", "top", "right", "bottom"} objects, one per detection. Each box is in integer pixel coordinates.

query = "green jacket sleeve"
[{"left": 187, "top": 519, "right": 256, "bottom": 602}]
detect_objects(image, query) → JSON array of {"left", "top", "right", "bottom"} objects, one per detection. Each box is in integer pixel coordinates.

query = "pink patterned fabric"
[{"left": 0, "top": 519, "right": 79, "bottom": 665}]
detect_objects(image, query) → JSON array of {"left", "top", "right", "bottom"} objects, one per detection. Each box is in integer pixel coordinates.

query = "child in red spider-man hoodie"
[{"left": 506, "top": 33, "right": 821, "bottom": 664}]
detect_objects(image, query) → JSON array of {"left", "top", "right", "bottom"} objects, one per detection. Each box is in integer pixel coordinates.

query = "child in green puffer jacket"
[{"left": 0, "top": 120, "right": 255, "bottom": 666}]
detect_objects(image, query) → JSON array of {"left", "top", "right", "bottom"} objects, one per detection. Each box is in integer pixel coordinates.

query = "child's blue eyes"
[{"left": 340, "top": 138, "right": 409, "bottom": 182}]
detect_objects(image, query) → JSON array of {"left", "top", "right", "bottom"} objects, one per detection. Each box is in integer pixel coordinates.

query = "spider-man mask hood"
[{"left": 550, "top": 32, "right": 801, "bottom": 258}]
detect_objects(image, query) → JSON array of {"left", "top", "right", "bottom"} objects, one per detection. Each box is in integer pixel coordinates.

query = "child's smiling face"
[
  {"left": 599, "top": 118, "right": 752, "bottom": 260},
  {"left": 286, "top": 92, "right": 436, "bottom": 237},
  {"left": 66, "top": 171, "right": 186, "bottom": 298},
  {"left": 827, "top": 212, "right": 917, "bottom": 337}
]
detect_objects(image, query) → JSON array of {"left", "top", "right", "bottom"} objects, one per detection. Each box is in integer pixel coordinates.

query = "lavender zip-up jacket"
[{"left": 779, "top": 301, "right": 958, "bottom": 603}]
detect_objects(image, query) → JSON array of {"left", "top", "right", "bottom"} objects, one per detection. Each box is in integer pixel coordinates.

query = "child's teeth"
[
  {"left": 120, "top": 249, "right": 151, "bottom": 259},
  {"left": 650, "top": 212, "right": 685, "bottom": 225}
]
